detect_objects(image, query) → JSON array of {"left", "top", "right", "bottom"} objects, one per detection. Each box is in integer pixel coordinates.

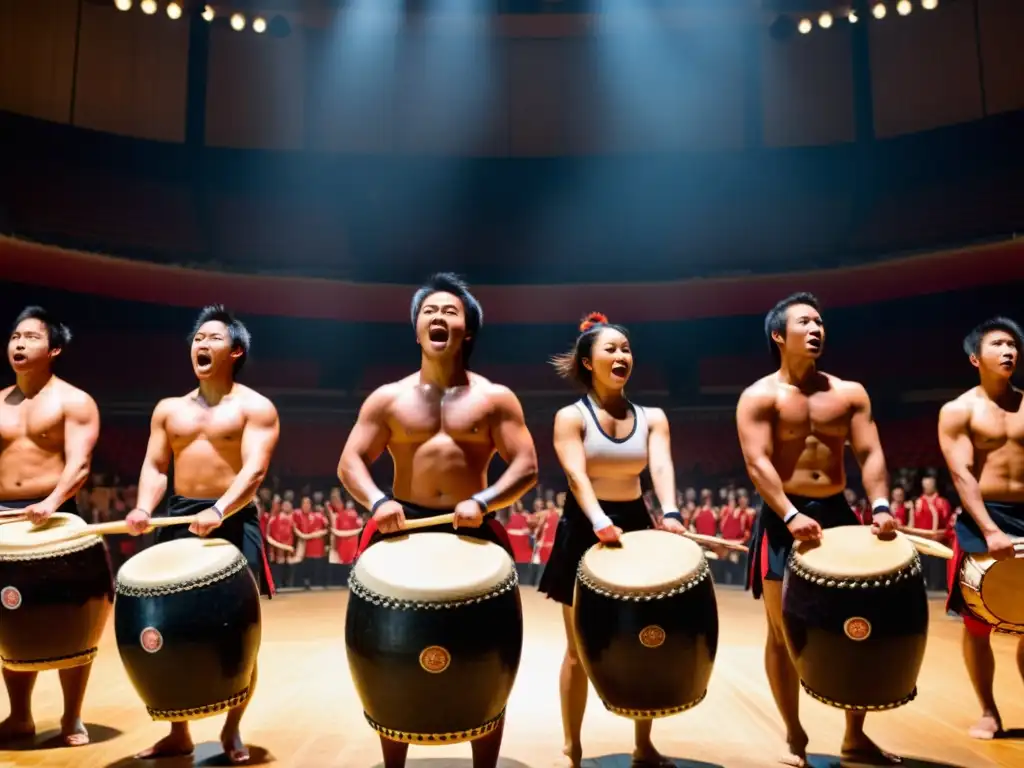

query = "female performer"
[{"left": 538, "top": 312, "right": 686, "bottom": 768}]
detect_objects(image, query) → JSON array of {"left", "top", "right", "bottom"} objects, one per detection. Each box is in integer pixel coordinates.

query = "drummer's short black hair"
[
  {"left": 963, "top": 317, "right": 1023, "bottom": 357},
  {"left": 765, "top": 292, "right": 821, "bottom": 364},
  {"left": 11, "top": 306, "right": 72, "bottom": 351},
  {"left": 190, "top": 305, "right": 250, "bottom": 374},
  {"left": 410, "top": 273, "right": 483, "bottom": 366}
]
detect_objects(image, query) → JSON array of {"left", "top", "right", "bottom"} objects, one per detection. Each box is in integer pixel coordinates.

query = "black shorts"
[
  {"left": 0, "top": 496, "right": 81, "bottom": 516},
  {"left": 746, "top": 493, "right": 857, "bottom": 600},
  {"left": 537, "top": 493, "right": 654, "bottom": 607},
  {"left": 946, "top": 500, "right": 1024, "bottom": 617},
  {"left": 357, "top": 499, "right": 514, "bottom": 558},
  {"left": 155, "top": 496, "right": 272, "bottom": 597}
]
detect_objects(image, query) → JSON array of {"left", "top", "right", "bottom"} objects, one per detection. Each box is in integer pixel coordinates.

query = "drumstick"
[
  {"left": 682, "top": 531, "right": 749, "bottom": 553},
  {"left": 0, "top": 508, "right": 26, "bottom": 518},
  {"left": 401, "top": 511, "right": 483, "bottom": 531},
  {"left": 3, "top": 515, "right": 197, "bottom": 547},
  {"left": 902, "top": 533, "right": 954, "bottom": 560}
]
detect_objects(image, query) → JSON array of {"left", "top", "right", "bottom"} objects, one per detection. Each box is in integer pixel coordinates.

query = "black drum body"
[
  {"left": 573, "top": 563, "right": 719, "bottom": 719},
  {"left": 115, "top": 558, "right": 262, "bottom": 721},
  {"left": 783, "top": 553, "right": 929, "bottom": 711},
  {"left": 0, "top": 539, "right": 114, "bottom": 671},
  {"left": 346, "top": 571, "right": 524, "bottom": 744}
]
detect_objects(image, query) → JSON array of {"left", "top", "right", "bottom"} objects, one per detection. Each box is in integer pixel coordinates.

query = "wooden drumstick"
[
  {"left": 0, "top": 508, "right": 26, "bottom": 518},
  {"left": 682, "top": 531, "right": 749, "bottom": 553},
  {"left": 902, "top": 532, "right": 955, "bottom": 560},
  {"left": 3, "top": 515, "right": 197, "bottom": 548}
]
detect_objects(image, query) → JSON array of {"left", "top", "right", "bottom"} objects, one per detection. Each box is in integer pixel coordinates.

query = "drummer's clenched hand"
[
  {"left": 870, "top": 511, "right": 897, "bottom": 538},
  {"left": 453, "top": 499, "right": 484, "bottom": 529},
  {"left": 786, "top": 513, "right": 822, "bottom": 542},
  {"left": 23, "top": 499, "right": 57, "bottom": 526},
  {"left": 125, "top": 509, "right": 152, "bottom": 536},
  {"left": 661, "top": 517, "right": 686, "bottom": 535},
  {"left": 189, "top": 508, "right": 223, "bottom": 537},
  {"left": 373, "top": 500, "right": 406, "bottom": 534},
  {"left": 595, "top": 525, "right": 623, "bottom": 545},
  {"left": 985, "top": 529, "right": 1016, "bottom": 561}
]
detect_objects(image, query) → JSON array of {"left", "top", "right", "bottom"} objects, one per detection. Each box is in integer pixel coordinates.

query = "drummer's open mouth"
[
  {"left": 196, "top": 352, "right": 212, "bottom": 367},
  {"left": 428, "top": 324, "right": 449, "bottom": 343},
  {"left": 11, "top": 353, "right": 26, "bottom": 363}
]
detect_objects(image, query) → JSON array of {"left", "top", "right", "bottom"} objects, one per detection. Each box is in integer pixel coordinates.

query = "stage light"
[
  {"left": 140, "top": 0, "right": 157, "bottom": 15},
  {"left": 819, "top": 12, "right": 833, "bottom": 28},
  {"left": 849, "top": 10, "right": 859, "bottom": 22},
  {"left": 922, "top": 0, "right": 938, "bottom": 8},
  {"left": 166, "top": 2, "right": 182, "bottom": 19},
  {"left": 872, "top": 3, "right": 887, "bottom": 19},
  {"left": 253, "top": 16, "right": 267, "bottom": 34},
  {"left": 202, "top": 5, "right": 215, "bottom": 22},
  {"left": 230, "top": 12, "right": 245, "bottom": 31},
  {"left": 798, "top": 18, "right": 812, "bottom": 34},
  {"left": 897, "top": 0, "right": 912, "bottom": 15},
  {"left": 114, "top": 0, "right": 132, "bottom": 11}
]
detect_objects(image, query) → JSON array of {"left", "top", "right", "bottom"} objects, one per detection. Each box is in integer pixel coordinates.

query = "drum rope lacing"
[
  {"left": 348, "top": 569, "right": 519, "bottom": 610},
  {"left": 0, "top": 536, "right": 102, "bottom": 562},
  {"left": 364, "top": 709, "right": 505, "bottom": 745},
  {"left": 603, "top": 689, "right": 708, "bottom": 720},
  {"left": 801, "top": 682, "right": 918, "bottom": 712},
  {"left": 786, "top": 551, "right": 922, "bottom": 590},
  {"left": 575, "top": 559, "right": 711, "bottom": 601},
  {"left": 148, "top": 687, "right": 252, "bottom": 721},
  {"left": 1, "top": 647, "right": 99, "bottom": 671},
  {"left": 115, "top": 556, "right": 247, "bottom": 598}
]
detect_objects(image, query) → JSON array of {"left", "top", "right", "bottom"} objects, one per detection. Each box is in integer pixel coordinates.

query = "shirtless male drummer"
[
  {"left": 0, "top": 306, "right": 101, "bottom": 747},
  {"left": 736, "top": 292, "right": 899, "bottom": 768},
  {"left": 938, "top": 317, "right": 1024, "bottom": 740},
  {"left": 125, "top": 305, "right": 280, "bottom": 764},
  {"left": 338, "top": 272, "right": 539, "bottom": 768}
]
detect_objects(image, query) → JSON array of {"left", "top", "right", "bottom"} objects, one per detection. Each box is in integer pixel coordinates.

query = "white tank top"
[{"left": 573, "top": 395, "right": 649, "bottom": 502}]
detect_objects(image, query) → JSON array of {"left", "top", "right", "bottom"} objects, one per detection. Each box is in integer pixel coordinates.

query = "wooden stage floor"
[{"left": 1, "top": 587, "right": 1022, "bottom": 768}]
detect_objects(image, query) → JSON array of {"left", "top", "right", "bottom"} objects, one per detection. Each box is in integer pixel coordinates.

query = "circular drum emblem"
[
  {"left": 639, "top": 625, "right": 666, "bottom": 648},
  {"left": 0, "top": 586, "right": 21, "bottom": 610},
  {"left": 419, "top": 645, "right": 451, "bottom": 674},
  {"left": 140, "top": 627, "right": 164, "bottom": 654},
  {"left": 844, "top": 617, "right": 872, "bottom": 642}
]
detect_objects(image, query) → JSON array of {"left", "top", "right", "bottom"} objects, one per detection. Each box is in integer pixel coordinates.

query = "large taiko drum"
[
  {"left": 960, "top": 553, "right": 1024, "bottom": 635},
  {"left": 784, "top": 526, "right": 928, "bottom": 711},
  {"left": 0, "top": 514, "right": 114, "bottom": 671},
  {"left": 115, "top": 538, "right": 262, "bottom": 721},
  {"left": 346, "top": 533, "right": 523, "bottom": 744},
  {"left": 573, "top": 529, "right": 719, "bottom": 719}
]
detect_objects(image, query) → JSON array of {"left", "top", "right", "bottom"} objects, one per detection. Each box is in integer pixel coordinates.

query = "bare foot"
[
  {"left": 0, "top": 715, "right": 35, "bottom": 743},
  {"left": 135, "top": 731, "right": 195, "bottom": 759},
  {"left": 779, "top": 729, "right": 809, "bottom": 767},
  {"left": 840, "top": 733, "right": 901, "bottom": 767},
  {"left": 563, "top": 742, "right": 582, "bottom": 767},
  {"left": 968, "top": 713, "right": 1002, "bottom": 740},
  {"left": 221, "top": 727, "right": 250, "bottom": 765},
  {"left": 632, "top": 742, "right": 675, "bottom": 766},
  {"left": 60, "top": 716, "right": 89, "bottom": 747}
]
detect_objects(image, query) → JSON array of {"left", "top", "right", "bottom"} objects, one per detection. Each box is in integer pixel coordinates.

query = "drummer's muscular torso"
[
  {"left": 942, "top": 388, "right": 1024, "bottom": 502},
  {"left": 744, "top": 372, "right": 865, "bottom": 498},
  {"left": 0, "top": 378, "right": 96, "bottom": 500},
  {"left": 156, "top": 384, "right": 272, "bottom": 498},
  {"left": 364, "top": 373, "right": 509, "bottom": 507}
]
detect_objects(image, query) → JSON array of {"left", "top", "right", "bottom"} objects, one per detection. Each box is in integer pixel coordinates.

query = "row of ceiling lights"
[
  {"left": 112, "top": 2, "right": 269, "bottom": 33},
  {"left": 796, "top": 0, "right": 940, "bottom": 33}
]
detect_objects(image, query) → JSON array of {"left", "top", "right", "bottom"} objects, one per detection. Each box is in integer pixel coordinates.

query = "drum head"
[
  {"left": 0, "top": 513, "right": 97, "bottom": 557},
  {"left": 118, "top": 538, "right": 243, "bottom": 588},
  {"left": 980, "top": 558, "right": 1024, "bottom": 625},
  {"left": 793, "top": 525, "right": 916, "bottom": 578},
  {"left": 353, "top": 533, "right": 513, "bottom": 602},
  {"left": 579, "top": 529, "right": 705, "bottom": 594}
]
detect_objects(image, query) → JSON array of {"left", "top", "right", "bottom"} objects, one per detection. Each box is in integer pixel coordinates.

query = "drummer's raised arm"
[
  {"left": 645, "top": 407, "right": 677, "bottom": 514},
  {"left": 736, "top": 385, "right": 792, "bottom": 521},
  {"left": 553, "top": 406, "right": 604, "bottom": 527},
  {"left": 134, "top": 399, "right": 175, "bottom": 515},
  {"left": 338, "top": 385, "right": 396, "bottom": 510},
  {"left": 938, "top": 400, "right": 998, "bottom": 536}
]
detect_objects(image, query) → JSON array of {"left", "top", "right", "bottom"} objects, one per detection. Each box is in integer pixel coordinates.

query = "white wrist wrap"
[{"left": 590, "top": 511, "right": 614, "bottom": 532}]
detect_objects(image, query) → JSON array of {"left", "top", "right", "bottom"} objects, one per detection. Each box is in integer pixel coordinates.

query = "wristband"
[
  {"left": 470, "top": 495, "right": 488, "bottom": 514},
  {"left": 370, "top": 495, "right": 391, "bottom": 514},
  {"left": 136, "top": 508, "right": 152, "bottom": 519},
  {"left": 871, "top": 498, "right": 891, "bottom": 516},
  {"left": 783, "top": 508, "right": 799, "bottom": 525},
  {"left": 211, "top": 505, "right": 225, "bottom": 520},
  {"left": 662, "top": 509, "right": 683, "bottom": 523},
  {"left": 590, "top": 511, "right": 614, "bottom": 532}
]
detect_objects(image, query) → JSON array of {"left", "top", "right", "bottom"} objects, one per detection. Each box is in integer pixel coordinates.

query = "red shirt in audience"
[
  {"left": 268, "top": 510, "right": 295, "bottom": 564},
  {"left": 303, "top": 508, "right": 328, "bottom": 559},
  {"left": 505, "top": 510, "right": 533, "bottom": 564},
  {"left": 334, "top": 504, "right": 361, "bottom": 564},
  {"left": 718, "top": 504, "right": 745, "bottom": 541},
  {"left": 693, "top": 505, "right": 717, "bottom": 537}
]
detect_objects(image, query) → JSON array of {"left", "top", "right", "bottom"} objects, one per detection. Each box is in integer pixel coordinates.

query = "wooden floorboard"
[{"left": 1, "top": 587, "right": 1022, "bottom": 767}]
